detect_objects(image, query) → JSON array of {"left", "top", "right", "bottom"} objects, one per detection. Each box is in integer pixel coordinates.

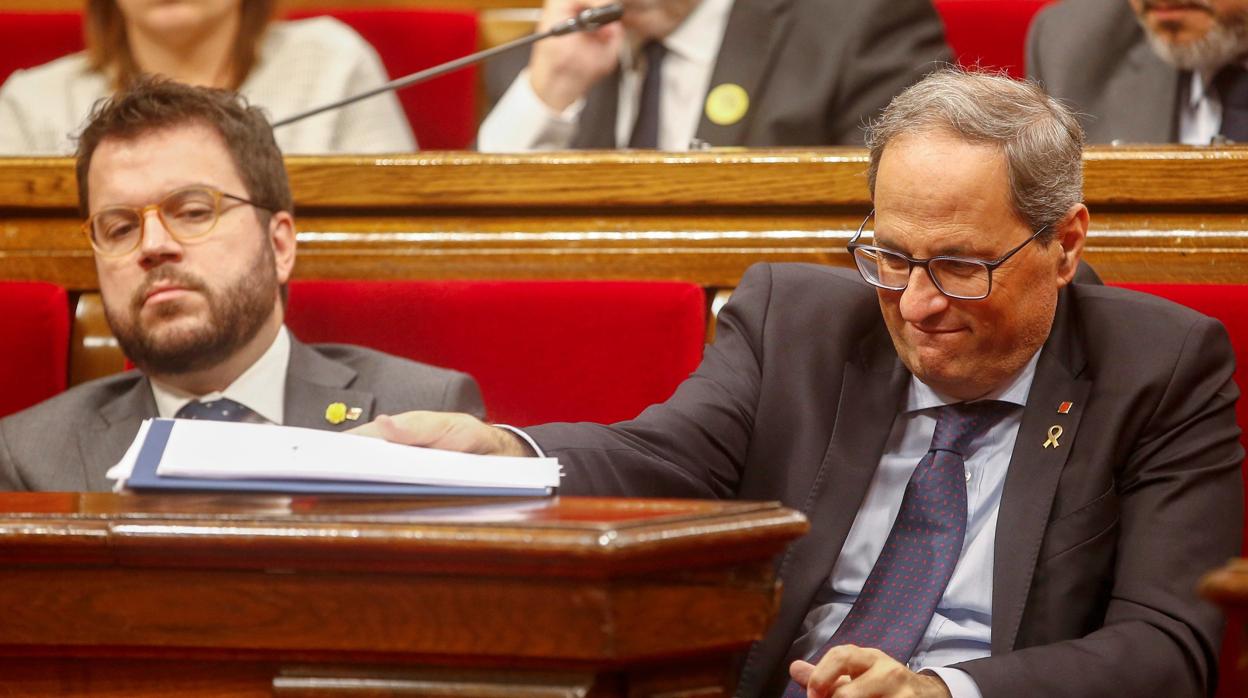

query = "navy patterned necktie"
[
  {"left": 627, "top": 41, "right": 666, "bottom": 149},
  {"left": 175, "top": 397, "right": 256, "bottom": 422},
  {"left": 783, "top": 400, "right": 1015, "bottom": 696},
  {"left": 1214, "top": 64, "right": 1248, "bottom": 142}
]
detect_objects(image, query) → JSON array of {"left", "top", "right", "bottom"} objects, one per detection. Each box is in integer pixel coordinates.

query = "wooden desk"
[
  {"left": 0, "top": 493, "right": 806, "bottom": 697},
  {"left": 1201, "top": 560, "right": 1248, "bottom": 695}
]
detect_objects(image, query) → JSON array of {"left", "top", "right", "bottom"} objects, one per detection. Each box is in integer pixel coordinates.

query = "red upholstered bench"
[
  {"left": 0, "top": 9, "right": 478, "bottom": 150},
  {"left": 285, "top": 280, "right": 707, "bottom": 426},
  {"left": 0, "top": 282, "right": 70, "bottom": 419},
  {"left": 932, "top": 0, "right": 1055, "bottom": 78},
  {"left": 1113, "top": 282, "right": 1248, "bottom": 698}
]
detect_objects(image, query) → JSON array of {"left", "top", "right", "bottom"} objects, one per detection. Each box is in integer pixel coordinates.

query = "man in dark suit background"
[
  {"left": 360, "top": 68, "right": 1243, "bottom": 697},
  {"left": 0, "top": 77, "right": 484, "bottom": 492},
  {"left": 1028, "top": 0, "right": 1248, "bottom": 144},
  {"left": 478, "top": 0, "right": 951, "bottom": 150}
]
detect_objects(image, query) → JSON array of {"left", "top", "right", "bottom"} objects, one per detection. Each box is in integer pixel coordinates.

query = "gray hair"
[{"left": 865, "top": 67, "right": 1084, "bottom": 240}]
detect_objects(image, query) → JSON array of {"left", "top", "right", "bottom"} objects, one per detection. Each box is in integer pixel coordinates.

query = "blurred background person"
[
  {"left": 1028, "top": 0, "right": 1248, "bottom": 144},
  {"left": 0, "top": 0, "right": 415, "bottom": 154},
  {"left": 478, "top": 0, "right": 951, "bottom": 151}
]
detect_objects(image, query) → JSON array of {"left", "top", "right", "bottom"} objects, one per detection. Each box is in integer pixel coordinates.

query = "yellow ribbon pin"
[
  {"left": 1043, "top": 425, "right": 1063, "bottom": 449},
  {"left": 325, "top": 402, "right": 347, "bottom": 425},
  {"left": 705, "top": 83, "right": 749, "bottom": 126}
]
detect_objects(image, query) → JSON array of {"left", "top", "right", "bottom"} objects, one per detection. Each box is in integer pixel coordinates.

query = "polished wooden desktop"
[{"left": 0, "top": 492, "right": 806, "bottom": 696}]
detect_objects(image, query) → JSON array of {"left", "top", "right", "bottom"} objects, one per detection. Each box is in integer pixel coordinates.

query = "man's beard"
[
  {"left": 1139, "top": 0, "right": 1248, "bottom": 70},
  {"left": 106, "top": 244, "right": 278, "bottom": 376}
]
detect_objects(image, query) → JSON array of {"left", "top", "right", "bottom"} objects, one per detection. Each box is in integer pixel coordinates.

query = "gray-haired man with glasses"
[
  {"left": 356, "top": 68, "right": 1241, "bottom": 698},
  {"left": 0, "top": 76, "right": 484, "bottom": 492}
]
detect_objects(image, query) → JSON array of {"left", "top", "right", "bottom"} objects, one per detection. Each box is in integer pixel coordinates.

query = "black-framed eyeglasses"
[
  {"left": 846, "top": 209, "right": 1049, "bottom": 300},
  {"left": 83, "top": 185, "right": 271, "bottom": 257}
]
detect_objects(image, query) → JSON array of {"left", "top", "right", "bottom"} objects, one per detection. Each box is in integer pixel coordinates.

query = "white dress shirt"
[
  {"left": 1178, "top": 61, "right": 1248, "bottom": 145},
  {"left": 150, "top": 325, "right": 291, "bottom": 424},
  {"left": 478, "top": 0, "right": 732, "bottom": 151},
  {"left": 786, "top": 351, "right": 1041, "bottom": 698}
]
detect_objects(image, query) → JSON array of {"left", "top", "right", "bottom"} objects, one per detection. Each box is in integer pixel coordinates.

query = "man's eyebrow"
[{"left": 873, "top": 233, "right": 985, "bottom": 259}]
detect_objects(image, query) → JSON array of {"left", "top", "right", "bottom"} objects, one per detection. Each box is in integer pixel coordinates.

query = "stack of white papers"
[{"left": 109, "top": 419, "right": 562, "bottom": 496}]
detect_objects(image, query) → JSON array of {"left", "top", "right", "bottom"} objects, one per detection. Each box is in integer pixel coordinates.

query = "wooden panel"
[
  {"left": 4, "top": 147, "right": 1248, "bottom": 293},
  {"left": 0, "top": 494, "right": 804, "bottom": 697}
]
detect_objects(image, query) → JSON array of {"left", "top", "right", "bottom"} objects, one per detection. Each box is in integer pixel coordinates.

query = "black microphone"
[{"left": 271, "top": 2, "right": 626, "bottom": 129}]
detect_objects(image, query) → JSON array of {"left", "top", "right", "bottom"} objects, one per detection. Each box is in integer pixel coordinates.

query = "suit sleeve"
[
  {"left": 825, "top": 0, "right": 952, "bottom": 145},
  {"left": 0, "top": 419, "right": 30, "bottom": 491},
  {"left": 959, "top": 316, "right": 1244, "bottom": 697},
  {"left": 443, "top": 372, "right": 486, "bottom": 421},
  {"left": 528, "top": 264, "right": 777, "bottom": 498}
]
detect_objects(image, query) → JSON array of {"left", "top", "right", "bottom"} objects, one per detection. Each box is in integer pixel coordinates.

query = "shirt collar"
[
  {"left": 623, "top": 0, "right": 732, "bottom": 69},
  {"left": 150, "top": 325, "right": 291, "bottom": 423},
  {"left": 905, "top": 348, "right": 1041, "bottom": 413}
]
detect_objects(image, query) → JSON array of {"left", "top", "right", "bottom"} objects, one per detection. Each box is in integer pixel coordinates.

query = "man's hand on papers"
[
  {"left": 350, "top": 412, "right": 536, "bottom": 458},
  {"left": 789, "top": 646, "right": 952, "bottom": 698}
]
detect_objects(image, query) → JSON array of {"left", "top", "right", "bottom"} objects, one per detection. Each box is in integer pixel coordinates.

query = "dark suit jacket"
[
  {"left": 488, "top": 0, "right": 951, "bottom": 148},
  {"left": 530, "top": 263, "right": 1243, "bottom": 697},
  {"left": 0, "top": 335, "right": 485, "bottom": 491},
  {"left": 1027, "top": 0, "right": 1182, "bottom": 143}
]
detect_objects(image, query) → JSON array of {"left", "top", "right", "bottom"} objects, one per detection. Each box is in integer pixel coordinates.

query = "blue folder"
[{"left": 125, "top": 419, "right": 553, "bottom": 497}]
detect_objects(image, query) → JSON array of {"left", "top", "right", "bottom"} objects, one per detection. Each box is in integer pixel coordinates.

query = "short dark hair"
[{"left": 75, "top": 75, "right": 293, "bottom": 219}]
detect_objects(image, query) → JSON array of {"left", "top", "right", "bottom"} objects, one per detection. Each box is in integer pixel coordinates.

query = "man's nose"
[
  {"left": 137, "top": 209, "right": 183, "bottom": 267},
  {"left": 898, "top": 265, "right": 949, "bottom": 321}
]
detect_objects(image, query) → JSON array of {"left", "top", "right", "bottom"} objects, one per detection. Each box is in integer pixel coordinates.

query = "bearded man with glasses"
[
  {"left": 356, "top": 68, "right": 1243, "bottom": 698},
  {"left": 0, "top": 76, "right": 484, "bottom": 492}
]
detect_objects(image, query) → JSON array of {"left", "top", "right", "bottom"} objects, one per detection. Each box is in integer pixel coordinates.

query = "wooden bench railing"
[{"left": 2, "top": 146, "right": 1247, "bottom": 384}]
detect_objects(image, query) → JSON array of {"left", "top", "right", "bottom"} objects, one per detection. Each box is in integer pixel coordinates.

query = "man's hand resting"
[
  {"left": 349, "top": 412, "right": 536, "bottom": 457},
  {"left": 789, "top": 646, "right": 952, "bottom": 698}
]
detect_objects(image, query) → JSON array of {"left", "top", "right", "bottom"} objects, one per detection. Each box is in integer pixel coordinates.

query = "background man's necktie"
[
  {"left": 1214, "top": 64, "right": 1248, "bottom": 142},
  {"left": 628, "top": 41, "right": 666, "bottom": 149},
  {"left": 782, "top": 400, "right": 1015, "bottom": 697},
  {"left": 174, "top": 397, "right": 256, "bottom": 422}
]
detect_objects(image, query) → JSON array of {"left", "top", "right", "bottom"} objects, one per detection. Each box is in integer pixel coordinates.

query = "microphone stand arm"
[{"left": 271, "top": 3, "right": 625, "bottom": 129}]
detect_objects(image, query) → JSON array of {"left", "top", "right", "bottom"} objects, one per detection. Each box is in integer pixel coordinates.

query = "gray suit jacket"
[
  {"left": 530, "top": 263, "right": 1243, "bottom": 697},
  {"left": 488, "top": 0, "right": 951, "bottom": 148},
  {"left": 0, "top": 336, "right": 485, "bottom": 491},
  {"left": 1027, "top": 0, "right": 1182, "bottom": 143}
]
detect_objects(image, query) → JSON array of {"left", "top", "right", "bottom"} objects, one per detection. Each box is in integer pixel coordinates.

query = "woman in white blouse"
[{"left": 0, "top": 0, "right": 416, "bottom": 154}]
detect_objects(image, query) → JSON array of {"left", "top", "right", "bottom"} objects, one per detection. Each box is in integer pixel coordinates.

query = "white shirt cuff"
[
  {"left": 926, "top": 668, "right": 984, "bottom": 698},
  {"left": 495, "top": 424, "right": 546, "bottom": 458},
  {"left": 478, "top": 68, "right": 584, "bottom": 152}
]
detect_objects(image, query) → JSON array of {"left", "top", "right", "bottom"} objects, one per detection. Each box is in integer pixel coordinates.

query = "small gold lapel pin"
[
  {"left": 1043, "top": 425, "right": 1064, "bottom": 449},
  {"left": 324, "top": 403, "right": 364, "bottom": 425},
  {"left": 1057, "top": 401, "right": 1073, "bottom": 414}
]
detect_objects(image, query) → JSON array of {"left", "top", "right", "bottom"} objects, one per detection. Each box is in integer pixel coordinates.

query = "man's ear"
[
  {"left": 1053, "top": 203, "right": 1088, "bottom": 287},
  {"left": 269, "top": 210, "right": 296, "bottom": 284}
]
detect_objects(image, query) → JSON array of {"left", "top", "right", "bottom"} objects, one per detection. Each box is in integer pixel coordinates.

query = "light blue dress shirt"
[{"left": 786, "top": 351, "right": 1039, "bottom": 698}]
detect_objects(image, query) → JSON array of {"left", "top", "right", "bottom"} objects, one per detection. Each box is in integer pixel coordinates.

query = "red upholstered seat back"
[
  {"left": 0, "top": 12, "right": 84, "bottom": 84},
  {"left": 1114, "top": 283, "right": 1248, "bottom": 698},
  {"left": 932, "top": 0, "right": 1055, "bottom": 78},
  {"left": 286, "top": 9, "right": 479, "bottom": 150},
  {"left": 285, "top": 280, "right": 706, "bottom": 426},
  {"left": 0, "top": 9, "right": 478, "bottom": 151},
  {"left": 0, "top": 282, "right": 70, "bottom": 418}
]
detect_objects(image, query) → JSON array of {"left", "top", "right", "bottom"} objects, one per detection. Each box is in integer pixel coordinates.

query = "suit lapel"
[
  {"left": 696, "top": 0, "right": 794, "bottom": 146},
  {"left": 282, "top": 337, "right": 377, "bottom": 431},
  {"left": 991, "top": 289, "right": 1091, "bottom": 654},
  {"left": 571, "top": 68, "right": 623, "bottom": 148},
  {"left": 1121, "top": 39, "right": 1181, "bottom": 142},
  {"left": 79, "top": 375, "right": 158, "bottom": 491},
  {"left": 738, "top": 325, "right": 908, "bottom": 695}
]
